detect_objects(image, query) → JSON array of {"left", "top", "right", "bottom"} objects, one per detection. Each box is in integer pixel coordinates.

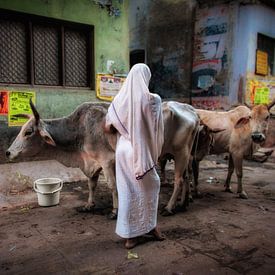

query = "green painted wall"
[
  {"left": 0, "top": 0, "right": 129, "bottom": 76},
  {"left": 0, "top": 0, "right": 129, "bottom": 116},
  {"left": 0, "top": 0, "right": 129, "bottom": 161}
]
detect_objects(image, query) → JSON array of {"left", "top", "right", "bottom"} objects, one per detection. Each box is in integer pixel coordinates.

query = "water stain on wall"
[{"left": 145, "top": 0, "right": 196, "bottom": 99}]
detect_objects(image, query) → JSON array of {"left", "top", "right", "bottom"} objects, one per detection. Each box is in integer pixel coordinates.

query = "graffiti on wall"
[
  {"left": 192, "top": 96, "right": 230, "bottom": 110},
  {"left": 192, "top": 5, "right": 229, "bottom": 103}
]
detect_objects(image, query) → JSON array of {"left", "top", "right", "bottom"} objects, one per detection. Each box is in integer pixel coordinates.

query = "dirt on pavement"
[{"left": 0, "top": 156, "right": 275, "bottom": 275}]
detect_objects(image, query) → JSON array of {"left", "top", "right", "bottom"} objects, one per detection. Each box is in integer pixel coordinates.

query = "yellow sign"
[
  {"left": 8, "top": 91, "right": 36, "bottom": 126},
  {"left": 256, "top": 50, "right": 268, "bottom": 76},
  {"left": 96, "top": 74, "right": 126, "bottom": 101},
  {"left": 254, "top": 87, "right": 270, "bottom": 104}
]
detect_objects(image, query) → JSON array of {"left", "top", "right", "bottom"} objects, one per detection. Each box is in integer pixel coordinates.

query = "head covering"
[{"left": 105, "top": 63, "right": 164, "bottom": 180}]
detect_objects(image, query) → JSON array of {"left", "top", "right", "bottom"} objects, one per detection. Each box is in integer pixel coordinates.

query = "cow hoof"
[
  {"left": 193, "top": 191, "right": 203, "bottom": 198},
  {"left": 107, "top": 212, "right": 117, "bottom": 220},
  {"left": 189, "top": 196, "right": 194, "bottom": 203},
  {"left": 76, "top": 205, "right": 95, "bottom": 213},
  {"left": 224, "top": 187, "right": 233, "bottom": 193},
  {"left": 238, "top": 191, "right": 248, "bottom": 199},
  {"left": 160, "top": 208, "right": 175, "bottom": 216},
  {"left": 176, "top": 205, "right": 187, "bottom": 213}
]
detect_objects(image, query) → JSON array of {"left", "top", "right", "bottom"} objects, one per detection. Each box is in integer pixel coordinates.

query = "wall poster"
[
  {"left": 255, "top": 50, "right": 268, "bottom": 76},
  {"left": 0, "top": 91, "right": 9, "bottom": 115},
  {"left": 8, "top": 91, "right": 36, "bottom": 126},
  {"left": 96, "top": 74, "right": 126, "bottom": 101}
]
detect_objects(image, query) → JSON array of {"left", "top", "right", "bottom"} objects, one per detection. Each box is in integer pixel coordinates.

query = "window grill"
[
  {"left": 0, "top": 19, "right": 28, "bottom": 84},
  {"left": 65, "top": 28, "right": 88, "bottom": 87},
  {"left": 33, "top": 24, "right": 61, "bottom": 85},
  {"left": 0, "top": 10, "right": 93, "bottom": 88},
  {"left": 257, "top": 33, "right": 275, "bottom": 76}
]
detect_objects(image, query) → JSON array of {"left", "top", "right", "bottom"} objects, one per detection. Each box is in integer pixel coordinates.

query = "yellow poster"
[
  {"left": 8, "top": 91, "right": 36, "bottom": 126},
  {"left": 256, "top": 50, "right": 268, "bottom": 76},
  {"left": 254, "top": 87, "right": 270, "bottom": 104},
  {"left": 96, "top": 74, "right": 126, "bottom": 101}
]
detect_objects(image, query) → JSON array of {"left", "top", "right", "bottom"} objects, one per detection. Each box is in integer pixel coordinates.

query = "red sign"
[{"left": 0, "top": 91, "right": 9, "bottom": 115}]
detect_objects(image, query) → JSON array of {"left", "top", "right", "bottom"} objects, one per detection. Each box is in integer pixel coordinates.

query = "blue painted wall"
[{"left": 231, "top": 4, "right": 275, "bottom": 104}]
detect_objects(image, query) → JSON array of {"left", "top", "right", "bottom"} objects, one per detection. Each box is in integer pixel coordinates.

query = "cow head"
[
  {"left": 235, "top": 98, "right": 275, "bottom": 144},
  {"left": 6, "top": 100, "right": 56, "bottom": 161}
]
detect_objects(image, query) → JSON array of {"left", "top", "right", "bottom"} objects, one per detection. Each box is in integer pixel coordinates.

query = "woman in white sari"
[{"left": 105, "top": 63, "right": 164, "bottom": 249}]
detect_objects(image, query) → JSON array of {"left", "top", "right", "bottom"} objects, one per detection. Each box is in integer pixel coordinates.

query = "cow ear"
[
  {"left": 234, "top": 116, "right": 250, "bottom": 129},
  {"left": 39, "top": 128, "right": 56, "bottom": 146}
]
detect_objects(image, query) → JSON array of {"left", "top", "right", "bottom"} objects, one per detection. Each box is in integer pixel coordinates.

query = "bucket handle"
[{"left": 33, "top": 181, "right": 63, "bottom": 195}]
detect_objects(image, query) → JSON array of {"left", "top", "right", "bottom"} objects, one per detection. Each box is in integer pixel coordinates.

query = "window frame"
[
  {"left": 257, "top": 33, "right": 275, "bottom": 76},
  {"left": 0, "top": 9, "right": 94, "bottom": 89}
]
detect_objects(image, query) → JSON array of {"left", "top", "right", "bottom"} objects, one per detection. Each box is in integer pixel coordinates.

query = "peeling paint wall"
[
  {"left": 192, "top": 1, "right": 275, "bottom": 110},
  {"left": 130, "top": 0, "right": 275, "bottom": 110},
  {"left": 129, "top": 0, "right": 196, "bottom": 101},
  {"left": 191, "top": 3, "right": 237, "bottom": 110}
]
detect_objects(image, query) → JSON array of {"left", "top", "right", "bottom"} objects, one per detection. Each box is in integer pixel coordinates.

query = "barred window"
[
  {"left": 0, "top": 19, "right": 28, "bottom": 84},
  {"left": 0, "top": 10, "right": 93, "bottom": 88},
  {"left": 257, "top": 33, "right": 275, "bottom": 76}
]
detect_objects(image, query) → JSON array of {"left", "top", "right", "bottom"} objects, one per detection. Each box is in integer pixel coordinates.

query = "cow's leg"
[
  {"left": 102, "top": 161, "right": 118, "bottom": 219},
  {"left": 192, "top": 159, "right": 202, "bottom": 198},
  {"left": 159, "top": 158, "right": 168, "bottom": 185},
  {"left": 86, "top": 175, "right": 99, "bottom": 209},
  {"left": 232, "top": 154, "right": 248, "bottom": 199},
  {"left": 225, "top": 154, "right": 234, "bottom": 193},
  {"left": 179, "top": 171, "right": 189, "bottom": 209},
  {"left": 163, "top": 171, "right": 183, "bottom": 215},
  {"left": 77, "top": 174, "right": 99, "bottom": 212},
  {"left": 162, "top": 152, "right": 189, "bottom": 215},
  {"left": 79, "top": 160, "right": 102, "bottom": 212}
]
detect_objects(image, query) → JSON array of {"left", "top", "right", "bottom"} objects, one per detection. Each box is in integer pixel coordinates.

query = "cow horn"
[
  {"left": 30, "top": 98, "right": 40, "bottom": 124},
  {"left": 267, "top": 98, "right": 275, "bottom": 110}
]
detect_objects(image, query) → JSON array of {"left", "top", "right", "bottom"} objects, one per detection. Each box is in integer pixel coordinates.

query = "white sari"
[{"left": 105, "top": 64, "right": 164, "bottom": 238}]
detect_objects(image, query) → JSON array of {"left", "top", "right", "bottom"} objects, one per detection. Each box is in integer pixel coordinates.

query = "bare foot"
[
  {"left": 147, "top": 227, "right": 165, "bottom": 241},
  {"left": 125, "top": 238, "right": 139, "bottom": 249}
]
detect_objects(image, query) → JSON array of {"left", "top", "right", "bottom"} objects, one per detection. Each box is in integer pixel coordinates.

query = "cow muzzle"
[
  {"left": 251, "top": 132, "right": 265, "bottom": 144},
  {"left": 5, "top": 150, "right": 17, "bottom": 161}
]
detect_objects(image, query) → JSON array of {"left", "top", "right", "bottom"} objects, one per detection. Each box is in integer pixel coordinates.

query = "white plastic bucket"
[{"left": 34, "top": 178, "right": 63, "bottom": 207}]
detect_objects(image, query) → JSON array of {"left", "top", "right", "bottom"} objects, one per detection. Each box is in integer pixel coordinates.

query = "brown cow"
[
  {"left": 159, "top": 101, "right": 200, "bottom": 215},
  {"left": 6, "top": 100, "right": 118, "bottom": 218},
  {"left": 160, "top": 123, "right": 223, "bottom": 199},
  {"left": 194, "top": 99, "right": 275, "bottom": 199}
]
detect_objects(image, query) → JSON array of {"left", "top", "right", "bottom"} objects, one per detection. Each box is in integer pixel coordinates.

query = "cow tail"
[{"left": 193, "top": 126, "right": 200, "bottom": 161}]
